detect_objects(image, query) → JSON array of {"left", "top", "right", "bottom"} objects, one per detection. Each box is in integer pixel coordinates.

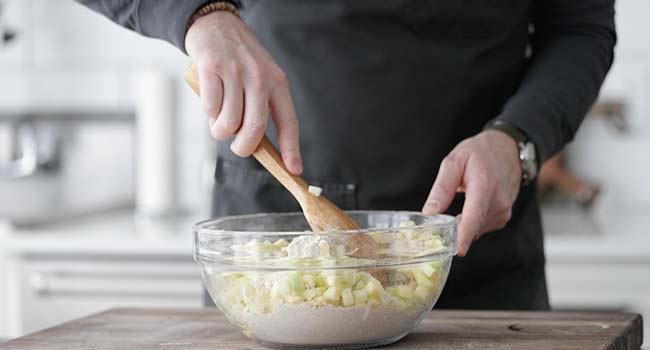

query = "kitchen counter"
[
  {"left": 1, "top": 308, "right": 643, "bottom": 349},
  {"left": 0, "top": 210, "right": 195, "bottom": 257}
]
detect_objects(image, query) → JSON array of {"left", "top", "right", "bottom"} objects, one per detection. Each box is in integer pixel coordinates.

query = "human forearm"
[
  {"left": 496, "top": 0, "right": 616, "bottom": 163},
  {"left": 75, "top": 0, "right": 239, "bottom": 52}
]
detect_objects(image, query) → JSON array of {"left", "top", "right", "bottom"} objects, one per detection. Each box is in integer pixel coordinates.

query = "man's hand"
[
  {"left": 185, "top": 11, "right": 303, "bottom": 175},
  {"left": 422, "top": 130, "right": 522, "bottom": 257}
]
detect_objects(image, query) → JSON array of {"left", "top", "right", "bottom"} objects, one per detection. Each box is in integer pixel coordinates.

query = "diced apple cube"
[
  {"left": 420, "top": 263, "right": 437, "bottom": 277},
  {"left": 288, "top": 272, "right": 305, "bottom": 295},
  {"left": 318, "top": 240, "right": 330, "bottom": 256},
  {"left": 323, "top": 286, "right": 341, "bottom": 302},
  {"left": 308, "top": 185, "right": 323, "bottom": 197},
  {"left": 353, "top": 289, "right": 368, "bottom": 304},
  {"left": 355, "top": 280, "right": 366, "bottom": 290},
  {"left": 379, "top": 291, "right": 393, "bottom": 305},
  {"left": 284, "top": 294, "right": 303, "bottom": 303},
  {"left": 303, "top": 274, "right": 316, "bottom": 289},
  {"left": 413, "top": 271, "right": 435, "bottom": 289},
  {"left": 356, "top": 272, "right": 372, "bottom": 283},
  {"left": 392, "top": 298, "right": 410, "bottom": 308},
  {"left": 303, "top": 287, "right": 324, "bottom": 300},
  {"left": 341, "top": 270, "right": 356, "bottom": 287},
  {"left": 333, "top": 244, "right": 346, "bottom": 257},
  {"left": 270, "top": 275, "right": 291, "bottom": 299},
  {"left": 274, "top": 238, "right": 289, "bottom": 247},
  {"left": 414, "top": 285, "right": 431, "bottom": 301},
  {"left": 364, "top": 279, "right": 383, "bottom": 298},
  {"left": 397, "top": 285, "right": 413, "bottom": 299},
  {"left": 341, "top": 288, "right": 354, "bottom": 306},
  {"left": 325, "top": 274, "right": 341, "bottom": 288},
  {"left": 385, "top": 286, "right": 399, "bottom": 297}
]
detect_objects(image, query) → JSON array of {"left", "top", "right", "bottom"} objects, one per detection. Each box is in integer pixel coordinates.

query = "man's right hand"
[{"left": 185, "top": 11, "right": 303, "bottom": 175}]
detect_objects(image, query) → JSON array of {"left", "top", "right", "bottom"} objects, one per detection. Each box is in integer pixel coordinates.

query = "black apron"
[{"left": 210, "top": 0, "right": 550, "bottom": 310}]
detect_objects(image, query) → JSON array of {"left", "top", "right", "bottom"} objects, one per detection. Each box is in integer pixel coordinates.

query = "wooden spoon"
[{"left": 184, "top": 65, "right": 377, "bottom": 257}]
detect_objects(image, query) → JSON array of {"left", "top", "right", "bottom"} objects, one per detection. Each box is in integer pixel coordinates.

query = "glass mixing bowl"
[{"left": 194, "top": 211, "right": 457, "bottom": 349}]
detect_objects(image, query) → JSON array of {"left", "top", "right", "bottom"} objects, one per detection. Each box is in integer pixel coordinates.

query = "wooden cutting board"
[{"left": 1, "top": 308, "right": 643, "bottom": 350}]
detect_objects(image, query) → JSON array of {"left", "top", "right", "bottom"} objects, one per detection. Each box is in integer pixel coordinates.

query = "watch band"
[
  {"left": 485, "top": 120, "right": 527, "bottom": 144},
  {"left": 484, "top": 119, "right": 538, "bottom": 185}
]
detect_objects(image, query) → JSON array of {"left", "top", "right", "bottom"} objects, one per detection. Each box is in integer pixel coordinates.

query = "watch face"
[
  {"left": 521, "top": 142, "right": 536, "bottom": 161},
  {"left": 520, "top": 142, "right": 537, "bottom": 180}
]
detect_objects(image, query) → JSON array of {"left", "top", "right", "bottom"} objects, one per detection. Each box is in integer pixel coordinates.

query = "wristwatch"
[{"left": 484, "top": 120, "right": 538, "bottom": 185}]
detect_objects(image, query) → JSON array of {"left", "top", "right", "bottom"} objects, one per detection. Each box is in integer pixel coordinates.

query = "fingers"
[
  {"left": 457, "top": 164, "right": 491, "bottom": 257},
  {"left": 231, "top": 74, "right": 269, "bottom": 156},
  {"left": 482, "top": 194, "right": 513, "bottom": 233},
  {"left": 212, "top": 66, "right": 244, "bottom": 140},
  {"left": 197, "top": 64, "right": 224, "bottom": 121},
  {"left": 423, "top": 154, "right": 465, "bottom": 215},
  {"left": 186, "top": 13, "right": 304, "bottom": 166},
  {"left": 270, "top": 71, "right": 302, "bottom": 175}
]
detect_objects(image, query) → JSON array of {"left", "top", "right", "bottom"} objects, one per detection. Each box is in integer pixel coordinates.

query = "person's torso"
[
  {"left": 227, "top": 0, "right": 533, "bottom": 211},
  {"left": 211, "top": 0, "right": 548, "bottom": 309}
]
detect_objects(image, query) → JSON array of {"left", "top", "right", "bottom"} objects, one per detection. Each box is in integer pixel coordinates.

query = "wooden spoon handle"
[
  {"left": 184, "top": 64, "right": 307, "bottom": 199},
  {"left": 254, "top": 136, "right": 309, "bottom": 198}
]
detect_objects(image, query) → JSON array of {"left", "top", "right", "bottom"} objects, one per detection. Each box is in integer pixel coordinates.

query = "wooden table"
[{"left": 1, "top": 308, "right": 643, "bottom": 350}]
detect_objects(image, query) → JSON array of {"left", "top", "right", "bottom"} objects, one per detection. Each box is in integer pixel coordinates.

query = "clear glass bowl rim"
[
  {"left": 193, "top": 211, "right": 457, "bottom": 269},
  {"left": 193, "top": 210, "right": 456, "bottom": 236}
]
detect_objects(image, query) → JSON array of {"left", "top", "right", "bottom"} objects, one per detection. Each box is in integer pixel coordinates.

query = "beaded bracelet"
[{"left": 188, "top": 2, "right": 240, "bottom": 29}]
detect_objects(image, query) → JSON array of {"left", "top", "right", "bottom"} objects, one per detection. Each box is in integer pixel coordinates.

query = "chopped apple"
[
  {"left": 341, "top": 270, "right": 356, "bottom": 288},
  {"left": 323, "top": 286, "right": 341, "bottom": 303},
  {"left": 325, "top": 274, "right": 341, "bottom": 288},
  {"left": 303, "top": 287, "right": 324, "bottom": 301},
  {"left": 308, "top": 185, "right": 323, "bottom": 197},
  {"left": 341, "top": 288, "right": 354, "bottom": 306},
  {"left": 414, "top": 285, "right": 431, "bottom": 302},
  {"left": 288, "top": 272, "right": 305, "bottom": 295},
  {"left": 364, "top": 279, "right": 383, "bottom": 298},
  {"left": 379, "top": 290, "right": 393, "bottom": 305},
  {"left": 355, "top": 279, "right": 366, "bottom": 290},
  {"left": 284, "top": 294, "right": 304, "bottom": 303},
  {"left": 396, "top": 285, "right": 413, "bottom": 299},
  {"left": 274, "top": 238, "right": 289, "bottom": 247},
  {"left": 413, "top": 271, "right": 435, "bottom": 289},
  {"left": 303, "top": 274, "right": 316, "bottom": 289},
  {"left": 353, "top": 289, "right": 368, "bottom": 304},
  {"left": 420, "top": 262, "right": 438, "bottom": 277}
]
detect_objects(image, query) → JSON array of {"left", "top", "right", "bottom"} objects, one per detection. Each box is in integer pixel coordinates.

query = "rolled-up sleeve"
[
  {"left": 496, "top": 0, "right": 616, "bottom": 163},
  {"left": 76, "top": 0, "right": 239, "bottom": 53}
]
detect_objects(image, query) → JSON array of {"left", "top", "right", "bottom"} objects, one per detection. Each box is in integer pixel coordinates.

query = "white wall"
[
  {"left": 565, "top": 0, "right": 650, "bottom": 214},
  {"left": 0, "top": 0, "right": 212, "bottom": 214}
]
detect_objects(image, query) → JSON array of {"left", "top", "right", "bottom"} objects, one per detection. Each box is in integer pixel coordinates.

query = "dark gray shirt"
[
  {"left": 77, "top": 0, "right": 616, "bottom": 310},
  {"left": 78, "top": 0, "right": 615, "bottom": 164}
]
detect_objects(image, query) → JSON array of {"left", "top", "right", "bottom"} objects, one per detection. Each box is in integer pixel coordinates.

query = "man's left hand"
[{"left": 422, "top": 130, "right": 522, "bottom": 257}]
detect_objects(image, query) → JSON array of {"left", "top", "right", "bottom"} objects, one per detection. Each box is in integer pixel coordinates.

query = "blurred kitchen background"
[{"left": 0, "top": 0, "right": 649, "bottom": 342}]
